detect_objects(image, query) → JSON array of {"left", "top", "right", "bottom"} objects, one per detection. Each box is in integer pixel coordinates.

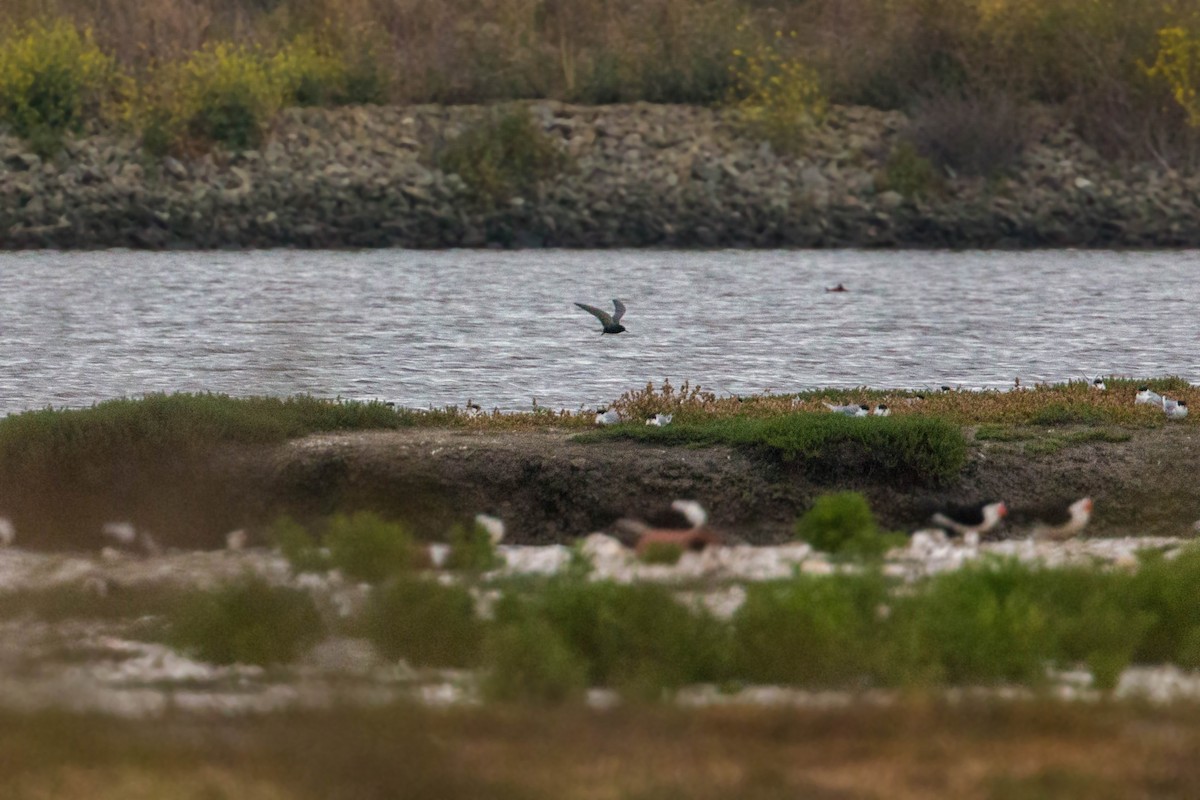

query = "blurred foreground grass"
[{"left": 3, "top": 700, "right": 1200, "bottom": 799}]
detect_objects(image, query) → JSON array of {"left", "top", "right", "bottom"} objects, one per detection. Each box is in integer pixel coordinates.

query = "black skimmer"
[
  {"left": 1032, "top": 497, "right": 1093, "bottom": 541},
  {"left": 645, "top": 413, "right": 673, "bottom": 427},
  {"left": 825, "top": 402, "right": 870, "bottom": 417},
  {"left": 613, "top": 499, "right": 723, "bottom": 555},
  {"left": 595, "top": 407, "right": 621, "bottom": 425},
  {"left": 575, "top": 299, "right": 627, "bottom": 334},
  {"left": 929, "top": 501, "right": 1008, "bottom": 537},
  {"left": 1135, "top": 387, "right": 1163, "bottom": 406}
]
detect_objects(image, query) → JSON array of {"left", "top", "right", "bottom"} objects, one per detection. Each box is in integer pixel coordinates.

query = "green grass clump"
[
  {"left": 794, "top": 491, "right": 905, "bottom": 559},
  {"left": 732, "top": 573, "right": 889, "bottom": 686},
  {"left": 638, "top": 541, "right": 685, "bottom": 565},
  {"left": 878, "top": 140, "right": 940, "bottom": 198},
  {"left": 435, "top": 107, "right": 572, "bottom": 207},
  {"left": 325, "top": 512, "right": 422, "bottom": 583},
  {"left": 0, "top": 19, "right": 122, "bottom": 152},
  {"left": 0, "top": 393, "right": 409, "bottom": 479},
  {"left": 445, "top": 521, "right": 502, "bottom": 572},
  {"left": 166, "top": 575, "right": 324, "bottom": 666},
  {"left": 581, "top": 412, "right": 967, "bottom": 484},
  {"left": 1028, "top": 404, "right": 1108, "bottom": 427},
  {"left": 482, "top": 616, "right": 588, "bottom": 704},
  {"left": 498, "top": 580, "right": 729, "bottom": 699},
  {"left": 171, "top": 42, "right": 279, "bottom": 150},
  {"left": 364, "top": 576, "right": 483, "bottom": 668},
  {"left": 273, "top": 512, "right": 423, "bottom": 583}
]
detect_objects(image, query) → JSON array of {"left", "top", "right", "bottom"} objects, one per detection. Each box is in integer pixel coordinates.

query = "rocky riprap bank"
[{"left": 2, "top": 101, "right": 1199, "bottom": 249}]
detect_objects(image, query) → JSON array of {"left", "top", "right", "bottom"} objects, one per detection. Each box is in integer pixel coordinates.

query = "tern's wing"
[
  {"left": 611, "top": 299, "right": 627, "bottom": 323},
  {"left": 575, "top": 302, "right": 614, "bottom": 326}
]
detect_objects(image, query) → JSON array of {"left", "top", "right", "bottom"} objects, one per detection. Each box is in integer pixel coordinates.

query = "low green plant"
[
  {"left": 364, "top": 576, "right": 484, "bottom": 668},
  {"left": 269, "top": 515, "right": 329, "bottom": 574},
  {"left": 167, "top": 575, "right": 324, "bottom": 666},
  {"left": 638, "top": 541, "right": 685, "bottom": 565},
  {"left": 732, "top": 572, "right": 889, "bottom": 685},
  {"left": 1028, "top": 404, "right": 1108, "bottom": 426},
  {"left": 435, "top": 107, "right": 572, "bottom": 206},
  {"left": 0, "top": 19, "right": 123, "bottom": 152},
  {"left": 271, "top": 36, "right": 348, "bottom": 107},
  {"left": 482, "top": 616, "right": 588, "bottom": 704},
  {"left": 503, "top": 579, "right": 729, "bottom": 699},
  {"left": 445, "top": 521, "right": 502, "bottom": 572},
  {"left": 324, "top": 511, "right": 422, "bottom": 583},
  {"left": 794, "top": 491, "right": 904, "bottom": 559},
  {"left": 879, "top": 141, "right": 939, "bottom": 198}
]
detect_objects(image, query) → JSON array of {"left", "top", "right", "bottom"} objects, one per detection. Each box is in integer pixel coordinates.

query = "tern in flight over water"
[{"left": 575, "top": 299, "right": 627, "bottom": 334}]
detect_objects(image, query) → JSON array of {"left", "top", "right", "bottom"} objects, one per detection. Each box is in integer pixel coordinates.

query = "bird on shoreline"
[
  {"left": 1164, "top": 398, "right": 1189, "bottom": 419},
  {"left": 929, "top": 501, "right": 1008, "bottom": 538},
  {"left": 872, "top": 404, "right": 890, "bottom": 417},
  {"left": 1135, "top": 386, "right": 1163, "bottom": 406},
  {"left": 595, "top": 407, "right": 621, "bottom": 425},
  {"left": 613, "top": 499, "right": 724, "bottom": 555},
  {"left": 646, "top": 413, "right": 673, "bottom": 427},
  {"left": 825, "top": 402, "right": 870, "bottom": 417},
  {"left": 575, "top": 299, "right": 627, "bottom": 334},
  {"left": 1032, "top": 497, "right": 1094, "bottom": 541}
]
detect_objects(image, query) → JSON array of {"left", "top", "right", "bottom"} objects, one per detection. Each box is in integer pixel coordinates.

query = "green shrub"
[
  {"left": 729, "top": 28, "right": 827, "bottom": 154},
  {"left": 364, "top": 576, "right": 483, "bottom": 668},
  {"left": 482, "top": 616, "right": 588, "bottom": 704},
  {"left": 324, "top": 512, "right": 422, "bottom": 583},
  {"left": 891, "top": 560, "right": 1056, "bottom": 686},
  {"left": 732, "top": 573, "right": 888, "bottom": 686},
  {"left": 879, "top": 140, "right": 939, "bottom": 198},
  {"left": 435, "top": 107, "right": 571, "bottom": 206},
  {"left": 506, "top": 580, "right": 729, "bottom": 699},
  {"left": 445, "top": 521, "right": 502, "bottom": 572},
  {"left": 167, "top": 575, "right": 324, "bottom": 666},
  {"left": 794, "top": 491, "right": 903, "bottom": 559},
  {"left": 270, "top": 515, "right": 330, "bottom": 574},
  {"left": 169, "top": 42, "right": 279, "bottom": 150},
  {"left": 271, "top": 36, "right": 347, "bottom": 107},
  {"left": 0, "top": 19, "right": 122, "bottom": 150}
]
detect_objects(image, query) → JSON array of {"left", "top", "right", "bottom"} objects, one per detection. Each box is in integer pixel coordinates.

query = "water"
[{"left": 0, "top": 249, "right": 1196, "bottom": 415}]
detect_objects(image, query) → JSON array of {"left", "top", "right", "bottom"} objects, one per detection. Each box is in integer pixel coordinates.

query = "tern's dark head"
[{"left": 1138, "top": 385, "right": 1150, "bottom": 391}]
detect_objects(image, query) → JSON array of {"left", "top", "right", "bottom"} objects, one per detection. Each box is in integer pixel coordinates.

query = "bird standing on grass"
[{"left": 575, "top": 299, "right": 627, "bottom": 334}]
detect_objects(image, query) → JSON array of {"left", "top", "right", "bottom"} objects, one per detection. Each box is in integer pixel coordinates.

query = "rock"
[{"left": 162, "top": 156, "right": 189, "bottom": 180}]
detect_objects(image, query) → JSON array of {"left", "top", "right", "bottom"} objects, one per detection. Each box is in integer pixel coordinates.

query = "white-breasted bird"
[
  {"left": 930, "top": 501, "right": 1008, "bottom": 537},
  {"left": 1135, "top": 386, "right": 1163, "bottom": 406},
  {"left": 872, "top": 404, "right": 890, "bottom": 417},
  {"left": 825, "top": 402, "right": 870, "bottom": 417},
  {"left": 645, "top": 413, "right": 673, "bottom": 427},
  {"left": 1164, "top": 398, "right": 1189, "bottom": 419},
  {"left": 595, "top": 407, "right": 622, "bottom": 425},
  {"left": 1033, "top": 497, "right": 1094, "bottom": 541}
]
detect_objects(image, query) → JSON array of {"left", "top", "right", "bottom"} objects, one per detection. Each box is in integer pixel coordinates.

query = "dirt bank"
[{"left": 4, "top": 425, "right": 1198, "bottom": 550}]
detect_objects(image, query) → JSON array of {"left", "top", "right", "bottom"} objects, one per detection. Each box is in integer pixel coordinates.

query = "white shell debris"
[{"left": 0, "top": 518, "right": 14, "bottom": 547}]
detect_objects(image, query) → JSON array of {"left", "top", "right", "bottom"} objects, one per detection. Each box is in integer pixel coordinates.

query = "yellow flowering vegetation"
[
  {"left": 1145, "top": 26, "right": 1200, "bottom": 127},
  {"left": 728, "top": 28, "right": 827, "bottom": 154},
  {"left": 0, "top": 19, "right": 124, "bottom": 142}
]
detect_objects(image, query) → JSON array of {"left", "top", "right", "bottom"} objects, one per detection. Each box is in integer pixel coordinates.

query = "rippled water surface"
[{"left": 0, "top": 249, "right": 1197, "bottom": 414}]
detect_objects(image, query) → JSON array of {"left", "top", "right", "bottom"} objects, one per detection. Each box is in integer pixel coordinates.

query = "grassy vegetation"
[
  {"left": 5, "top": 3, "right": 1200, "bottom": 166},
  {"left": 4, "top": 701, "right": 1200, "bottom": 799},
  {"left": 272, "top": 511, "right": 425, "bottom": 583},
  {"left": 581, "top": 412, "right": 968, "bottom": 484},
  {"left": 445, "top": 520, "right": 503, "bottom": 572},
  {"left": 794, "top": 491, "right": 906, "bottom": 559},
  {"left": 0, "top": 393, "right": 412, "bottom": 479},
  {"left": 433, "top": 107, "right": 573, "bottom": 207},
  {"left": 364, "top": 576, "right": 484, "bottom": 668},
  {"left": 166, "top": 574, "right": 324, "bottom": 666}
]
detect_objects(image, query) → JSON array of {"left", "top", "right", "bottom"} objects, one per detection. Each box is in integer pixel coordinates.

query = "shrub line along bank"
[{"left": 2, "top": 100, "right": 1200, "bottom": 249}]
